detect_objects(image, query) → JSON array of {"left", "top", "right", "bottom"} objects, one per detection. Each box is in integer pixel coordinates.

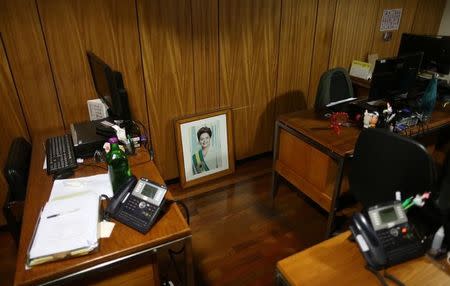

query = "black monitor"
[
  {"left": 87, "top": 52, "right": 131, "bottom": 120},
  {"left": 369, "top": 52, "right": 423, "bottom": 101},
  {"left": 398, "top": 33, "right": 450, "bottom": 76}
]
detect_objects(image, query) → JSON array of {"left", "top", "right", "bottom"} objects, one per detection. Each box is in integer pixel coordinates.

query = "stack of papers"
[
  {"left": 27, "top": 174, "right": 113, "bottom": 267},
  {"left": 28, "top": 192, "right": 100, "bottom": 266}
]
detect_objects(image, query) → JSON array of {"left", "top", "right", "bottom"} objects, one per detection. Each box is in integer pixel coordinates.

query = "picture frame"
[{"left": 174, "top": 109, "right": 235, "bottom": 188}]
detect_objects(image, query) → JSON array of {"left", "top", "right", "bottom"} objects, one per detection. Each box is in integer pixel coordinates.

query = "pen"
[{"left": 46, "top": 208, "right": 80, "bottom": 219}]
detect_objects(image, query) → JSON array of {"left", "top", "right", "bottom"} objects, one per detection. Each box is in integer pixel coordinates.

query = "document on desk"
[
  {"left": 27, "top": 192, "right": 99, "bottom": 267},
  {"left": 49, "top": 173, "right": 113, "bottom": 201}
]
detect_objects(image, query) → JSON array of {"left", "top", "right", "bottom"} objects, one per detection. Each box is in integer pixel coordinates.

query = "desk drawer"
[{"left": 275, "top": 129, "right": 348, "bottom": 211}]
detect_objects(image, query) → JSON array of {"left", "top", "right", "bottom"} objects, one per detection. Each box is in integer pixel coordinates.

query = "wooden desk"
[
  {"left": 276, "top": 231, "right": 450, "bottom": 285},
  {"left": 272, "top": 108, "right": 450, "bottom": 238},
  {"left": 14, "top": 132, "right": 193, "bottom": 286}
]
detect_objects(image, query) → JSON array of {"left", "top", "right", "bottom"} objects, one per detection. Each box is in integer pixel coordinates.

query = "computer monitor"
[
  {"left": 87, "top": 52, "right": 131, "bottom": 120},
  {"left": 369, "top": 52, "right": 423, "bottom": 101},
  {"left": 398, "top": 33, "right": 450, "bottom": 76}
]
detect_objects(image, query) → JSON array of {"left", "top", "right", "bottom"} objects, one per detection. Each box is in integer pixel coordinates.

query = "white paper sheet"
[
  {"left": 29, "top": 192, "right": 99, "bottom": 259},
  {"left": 49, "top": 173, "right": 113, "bottom": 201}
]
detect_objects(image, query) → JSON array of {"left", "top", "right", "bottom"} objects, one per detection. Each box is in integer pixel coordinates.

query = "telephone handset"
[
  {"left": 105, "top": 176, "right": 168, "bottom": 234},
  {"left": 350, "top": 201, "right": 424, "bottom": 270}
]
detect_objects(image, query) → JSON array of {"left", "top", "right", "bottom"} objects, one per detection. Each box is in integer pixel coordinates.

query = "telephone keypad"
[
  {"left": 376, "top": 224, "right": 423, "bottom": 265},
  {"left": 115, "top": 194, "right": 164, "bottom": 234}
]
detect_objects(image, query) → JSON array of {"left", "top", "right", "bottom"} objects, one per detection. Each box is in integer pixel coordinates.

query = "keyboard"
[{"left": 45, "top": 134, "right": 77, "bottom": 175}]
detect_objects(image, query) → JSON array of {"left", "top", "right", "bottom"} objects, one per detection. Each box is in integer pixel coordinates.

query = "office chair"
[
  {"left": 314, "top": 67, "right": 354, "bottom": 109},
  {"left": 436, "top": 150, "right": 450, "bottom": 247},
  {"left": 349, "top": 128, "right": 435, "bottom": 209},
  {"left": 3, "top": 137, "right": 32, "bottom": 245}
]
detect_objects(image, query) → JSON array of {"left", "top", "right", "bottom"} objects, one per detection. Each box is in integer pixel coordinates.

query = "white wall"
[{"left": 439, "top": 0, "right": 450, "bottom": 35}]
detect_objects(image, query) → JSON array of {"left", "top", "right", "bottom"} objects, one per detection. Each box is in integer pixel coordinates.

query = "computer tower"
[{"left": 70, "top": 119, "right": 112, "bottom": 158}]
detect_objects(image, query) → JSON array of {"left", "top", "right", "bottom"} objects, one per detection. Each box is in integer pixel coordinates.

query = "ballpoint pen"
[{"left": 46, "top": 208, "right": 80, "bottom": 219}]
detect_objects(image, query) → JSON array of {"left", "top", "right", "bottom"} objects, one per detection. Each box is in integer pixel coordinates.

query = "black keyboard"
[{"left": 45, "top": 134, "right": 77, "bottom": 175}]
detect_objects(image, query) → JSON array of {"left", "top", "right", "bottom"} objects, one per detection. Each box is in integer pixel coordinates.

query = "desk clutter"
[
  {"left": 27, "top": 172, "right": 169, "bottom": 267},
  {"left": 327, "top": 93, "right": 439, "bottom": 136},
  {"left": 45, "top": 117, "right": 149, "bottom": 181},
  {"left": 31, "top": 125, "right": 168, "bottom": 267}
]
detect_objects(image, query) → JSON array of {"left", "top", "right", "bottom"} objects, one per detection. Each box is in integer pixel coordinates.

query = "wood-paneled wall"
[
  {"left": 0, "top": 0, "right": 63, "bottom": 137},
  {"left": 275, "top": 0, "right": 318, "bottom": 115},
  {"left": 138, "top": 0, "right": 196, "bottom": 179},
  {"left": 0, "top": 0, "right": 446, "bottom": 186},
  {"left": 219, "top": 0, "right": 281, "bottom": 159},
  {"left": 37, "top": 0, "right": 148, "bottom": 127},
  {"left": 0, "top": 36, "right": 29, "bottom": 225}
]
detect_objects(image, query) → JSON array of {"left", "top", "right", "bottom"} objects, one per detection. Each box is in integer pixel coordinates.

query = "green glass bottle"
[{"left": 106, "top": 137, "right": 132, "bottom": 195}]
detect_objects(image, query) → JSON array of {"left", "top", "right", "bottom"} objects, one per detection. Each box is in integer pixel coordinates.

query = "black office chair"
[
  {"left": 314, "top": 67, "right": 354, "bottom": 109},
  {"left": 436, "top": 150, "right": 450, "bottom": 247},
  {"left": 349, "top": 128, "right": 435, "bottom": 209},
  {"left": 3, "top": 137, "right": 32, "bottom": 245}
]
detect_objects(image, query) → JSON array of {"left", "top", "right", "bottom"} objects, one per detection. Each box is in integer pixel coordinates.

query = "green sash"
[{"left": 193, "top": 150, "right": 209, "bottom": 173}]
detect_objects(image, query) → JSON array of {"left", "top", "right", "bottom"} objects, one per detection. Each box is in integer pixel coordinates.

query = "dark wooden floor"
[
  {"left": 0, "top": 226, "right": 17, "bottom": 286},
  {"left": 184, "top": 174, "right": 327, "bottom": 286},
  {"left": 0, "top": 166, "right": 331, "bottom": 286}
]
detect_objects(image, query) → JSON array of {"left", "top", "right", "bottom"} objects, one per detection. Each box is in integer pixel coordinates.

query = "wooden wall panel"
[
  {"left": 307, "top": 0, "right": 337, "bottom": 109},
  {"left": 219, "top": 0, "right": 281, "bottom": 159},
  {"left": 0, "top": 37, "right": 29, "bottom": 225},
  {"left": 37, "top": 0, "right": 147, "bottom": 127},
  {"left": 329, "top": 0, "right": 380, "bottom": 69},
  {"left": 191, "top": 0, "right": 220, "bottom": 113},
  {"left": 138, "top": 0, "right": 195, "bottom": 179},
  {"left": 411, "top": 0, "right": 447, "bottom": 35},
  {"left": 0, "top": 0, "right": 447, "bottom": 182},
  {"left": 275, "top": 0, "right": 318, "bottom": 116},
  {"left": 371, "top": 0, "right": 419, "bottom": 58},
  {"left": 0, "top": 0, "right": 63, "bottom": 137}
]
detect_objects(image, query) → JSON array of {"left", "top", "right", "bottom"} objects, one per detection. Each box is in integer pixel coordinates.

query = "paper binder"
[{"left": 26, "top": 193, "right": 100, "bottom": 267}]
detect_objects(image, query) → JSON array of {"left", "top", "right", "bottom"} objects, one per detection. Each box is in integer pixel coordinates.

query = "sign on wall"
[{"left": 380, "top": 9, "right": 402, "bottom": 31}]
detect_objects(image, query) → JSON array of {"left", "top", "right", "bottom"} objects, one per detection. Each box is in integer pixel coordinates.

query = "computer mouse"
[{"left": 53, "top": 169, "right": 75, "bottom": 180}]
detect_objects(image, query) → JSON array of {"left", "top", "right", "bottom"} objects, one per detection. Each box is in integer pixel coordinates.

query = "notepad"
[{"left": 27, "top": 192, "right": 100, "bottom": 267}]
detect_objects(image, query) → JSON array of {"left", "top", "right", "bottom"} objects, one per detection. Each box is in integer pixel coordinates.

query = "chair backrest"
[
  {"left": 349, "top": 128, "right": 435, "bottom": 208},
  {"left": 3, "top": 137, "right": 32, "bottom": 201},
  {"left": 437, "top": 150, "right": 450, "bottom": 212},
  {"left": 315, "top": 67, "right": 354, "bottom": 109}
]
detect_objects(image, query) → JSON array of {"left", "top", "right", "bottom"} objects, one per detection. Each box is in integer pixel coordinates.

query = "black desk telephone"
[
  {"left": 350, "top": 201, "right": 425, "bottom": 270},
  {"left": 105, "top": 176, "right": 167, "bottom": 234}
]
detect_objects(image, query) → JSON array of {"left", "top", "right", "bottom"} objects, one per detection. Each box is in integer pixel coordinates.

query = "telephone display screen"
[
  {"left": 141, "top": 184, "right": 158, "bottom": 199},
  {"left": 132, "top": 179, "right": 166, "bottom": 206},
  {"left": 379, "top": 207, "right": 398, "bottom": 224}
]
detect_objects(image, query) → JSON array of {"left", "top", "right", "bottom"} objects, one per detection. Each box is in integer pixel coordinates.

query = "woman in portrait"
[{"left": 192, "top": 126, "right": 221, "bottom": 174}]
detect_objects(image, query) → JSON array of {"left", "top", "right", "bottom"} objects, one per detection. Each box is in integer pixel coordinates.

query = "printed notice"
[{"left": 380, "top": 9, "right": 402, "bottom": 31}]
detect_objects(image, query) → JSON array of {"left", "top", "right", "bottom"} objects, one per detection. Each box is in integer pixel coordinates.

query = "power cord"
[
  {"left": 100, "top": 194, "right": 112, "bottom": 221},
  {"left": 132, "top": 119, "right": 154, "bottom": 161},
  {"left": 78, "top": 162, "right": 108, "bottom": 171},
  {"left": 160, "top": 199, "right": 190, "bottom": 286},
  {"left": 166, "top": 199, "right": 190, "bottom": 225},
  {"left": 365, "top": 265, "right": 405, "bottom": 286}
]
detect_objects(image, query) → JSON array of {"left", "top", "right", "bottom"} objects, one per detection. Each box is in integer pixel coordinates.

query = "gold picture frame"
[{"left": 174, "top": 109, "right": 235, "bottom": 188}]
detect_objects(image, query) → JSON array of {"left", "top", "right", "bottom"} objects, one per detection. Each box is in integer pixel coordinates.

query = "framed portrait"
[{"left": 175, "top": 109, "right": 235, "bottom": 188}]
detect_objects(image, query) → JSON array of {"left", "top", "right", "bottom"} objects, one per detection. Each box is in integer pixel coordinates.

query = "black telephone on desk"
[
  {"left": 105, "top": 176, "right": 167, "bottom": 234},
  {"left": 350, "top": 201, "right": 425, "bottom": 270}
]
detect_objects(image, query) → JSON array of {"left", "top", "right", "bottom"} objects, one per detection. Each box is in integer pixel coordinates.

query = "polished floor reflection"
[{"left": 183, "top": 173, "right": 327, "bottom": 285}]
